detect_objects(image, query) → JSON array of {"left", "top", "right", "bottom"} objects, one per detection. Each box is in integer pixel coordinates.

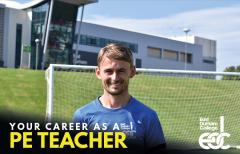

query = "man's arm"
[{"left": 145, "top": 111, "right": 166, "bottom": 153}]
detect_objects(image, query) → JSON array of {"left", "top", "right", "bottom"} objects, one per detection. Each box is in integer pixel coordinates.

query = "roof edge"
[{"left": 21, "top": 0, "right": 98, "bottom": 10}]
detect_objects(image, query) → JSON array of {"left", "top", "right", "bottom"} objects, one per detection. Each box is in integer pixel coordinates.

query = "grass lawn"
[
  {"left": 1, "top": 68, "right": 240, "bottom": 149},
  {"left": 0, "top": 68, "right": 46, "bottom": 120},
  {"left": 53, "top": 70, "right": 240, "bottom": 148}
]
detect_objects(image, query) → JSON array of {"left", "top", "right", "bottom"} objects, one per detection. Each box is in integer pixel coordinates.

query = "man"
[{"left": 73, "top": 43, "right": 166, "bottom": 153}]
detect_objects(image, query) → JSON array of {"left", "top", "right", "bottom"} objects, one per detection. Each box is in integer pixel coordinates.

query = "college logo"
[{"left": 198, "top": 116, "right": 231, "bottom": 150}]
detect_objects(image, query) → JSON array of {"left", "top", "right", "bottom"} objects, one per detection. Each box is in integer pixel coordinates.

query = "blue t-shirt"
[{"left": 73, "top": 96, "right": 166, "bottom": 149}]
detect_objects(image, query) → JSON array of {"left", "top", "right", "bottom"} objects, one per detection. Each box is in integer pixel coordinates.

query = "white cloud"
[{"left": 84, "top": 5, "right": 240, "bottom": 71}]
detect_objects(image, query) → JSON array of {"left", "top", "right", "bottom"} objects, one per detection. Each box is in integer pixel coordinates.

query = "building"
[
  {"left": 73, "top": 22, "right": 216, "bottom": 71},
  {"left": 172, "top": 35, "right": 216, "bottom": 71},
  {"left": 0, "top": 0, "right": 216, "bottom": 71},
  {"left": 0, "top": 0, "right": 97, "bottom": 69}
]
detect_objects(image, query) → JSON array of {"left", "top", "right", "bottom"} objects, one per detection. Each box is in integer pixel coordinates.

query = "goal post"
[
  {"left": 45, "top": 64, "right": 240, "bottom": 149},
  {"left": 45, "top": 64, "right": 96, "bottom": 122}
]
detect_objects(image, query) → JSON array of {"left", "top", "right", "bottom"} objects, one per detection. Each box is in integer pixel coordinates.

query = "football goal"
[{"left": 45, "top": 64, "right": 240, "bottom": 149}]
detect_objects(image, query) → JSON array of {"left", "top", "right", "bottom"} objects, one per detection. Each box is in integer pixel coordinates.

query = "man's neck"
[{"left": 99, "top": 92, "right": 131, "bottom": 109}]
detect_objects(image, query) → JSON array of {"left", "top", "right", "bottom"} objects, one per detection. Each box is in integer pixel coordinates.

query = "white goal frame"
[{"left": 45, "top": 64, "right": 240, "bottom": 122}]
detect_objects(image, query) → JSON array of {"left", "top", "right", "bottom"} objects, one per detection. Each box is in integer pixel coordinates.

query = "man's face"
[{"left": 96, "top": 56, "right": 136, "bottom": 96}]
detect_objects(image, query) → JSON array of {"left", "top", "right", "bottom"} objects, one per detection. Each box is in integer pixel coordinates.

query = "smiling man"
[{"left": 73, "top": 43, "right": 166, "bottom": 153}]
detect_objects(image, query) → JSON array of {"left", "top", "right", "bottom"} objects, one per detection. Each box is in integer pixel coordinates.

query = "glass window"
[
  {"left": 164, "top": 49, "right": 178, "bottom": 61},
  {"left": 78, "top": 34, "right": 138, "bottom": 53},
  {"left": 74, "top": 34, "right": 78, "bottom": 43},
  {"left": 80, "top": 35, "right": 86, "bottom": 45},
  {"left": 148, "top": 47, "right": 161, "bottom": 58},
  {"left": 180, "top": 52, "right": 185, "bottom": 62},
  {"left": 31, "top": 2, "right": 49, "bottom": 69},
  {"left": 203, "top": 59, "right": 214, "bottom": 64},
  {"left": 46, "top": 0, "right": 78, "bottom": 65},
  {"left": 89, "top": 37, "right": 97, "bottom": 45},
  {"left": 15, "top": 24, "right": 22, "bottom": 68},
  {"left": 187, "top": 53, "right": 192, "bottom": 63},
  {"left": 180, "top": 52, "right": 192, "bottom": 63}
]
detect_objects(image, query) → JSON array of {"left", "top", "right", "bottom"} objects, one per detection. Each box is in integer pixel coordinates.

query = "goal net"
[{"left": 45, "top": 64, "right": 240, "bottom": 149}]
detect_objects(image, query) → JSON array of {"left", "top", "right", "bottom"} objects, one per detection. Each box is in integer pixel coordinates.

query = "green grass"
[
  {"left": 53, "top": 71, "right": 240, "bottom": 148},
  {"left": 1, "top": 68, "right": 240, "bottom": 149},
  {"left": 0, "top": 68, "right": 46, "bottom": 120}
]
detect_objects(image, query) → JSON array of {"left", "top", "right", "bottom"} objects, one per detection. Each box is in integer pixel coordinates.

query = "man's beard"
[{"left": 104, "top": 80, "right": 128, "bottom": 95}]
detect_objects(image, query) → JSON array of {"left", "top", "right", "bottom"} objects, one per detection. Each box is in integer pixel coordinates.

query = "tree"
[
  {"left": 236, "top": 65, "right": 240, "bottom": 72},
  {"left": 223, "top": 65, "right": 240, "bottom": 80},
  {"left": 224, "top": 66, "right": 235, "bottom": 72}
]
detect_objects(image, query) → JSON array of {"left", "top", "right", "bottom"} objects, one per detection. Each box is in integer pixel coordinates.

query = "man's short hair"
[{"left": 97, "top": 43, "right": 134, "bottom": 67}]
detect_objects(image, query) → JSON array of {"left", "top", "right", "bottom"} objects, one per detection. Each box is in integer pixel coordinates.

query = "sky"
[{"left": 15, "top": 0, "right": 240, "bottom": 71}]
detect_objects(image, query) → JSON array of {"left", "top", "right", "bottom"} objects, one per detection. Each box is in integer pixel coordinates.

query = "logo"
[{"left": 199, "top": 116, "right": 232, "bottom": 150}]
